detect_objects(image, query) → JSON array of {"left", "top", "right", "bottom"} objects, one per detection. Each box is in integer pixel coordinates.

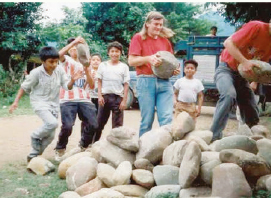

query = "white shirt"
[
  {"left": 59, "top": 55, "right": 91, "bottom": 103},
  {"left": 21, "top": 64, "right": 69, "bottom": 111},
  {"left": 173, "top": 77, "right": 204, "bottom": 103},
  {"left": 96, "top": 61, "right": 130, "bottom": 97}
]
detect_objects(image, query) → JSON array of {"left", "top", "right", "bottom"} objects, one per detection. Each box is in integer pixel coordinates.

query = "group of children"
[{"left": 9, "top": 36, "right": 203, "bottom": 163}]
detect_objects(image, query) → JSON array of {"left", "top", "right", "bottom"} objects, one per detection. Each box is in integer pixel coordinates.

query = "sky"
[{"left": 41, "top": 2, "right": 82, "bottom": 23}]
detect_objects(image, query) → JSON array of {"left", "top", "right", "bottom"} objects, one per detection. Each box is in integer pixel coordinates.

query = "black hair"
[
  {"left": 39, "top": 46, "right": 59, "bottom": 62},
  {"left": 67, "top": 37, "right": 76, "bottom": 44},
  {"left": 91, "top": 52, "right": 102, "bottom": 61},
  {"left": 210, "top": 26, "right": 217, "bottom": 31},
  {"left": 107, "top": 41, "right": 123, "bottom": 53},
  {"left": 184, "top": 59, "right": 198, "bottom": 69}
]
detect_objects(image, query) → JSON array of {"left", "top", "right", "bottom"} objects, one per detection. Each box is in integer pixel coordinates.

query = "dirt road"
[{"left": 0, "top": 107, "right": 239, "bottom": 168}]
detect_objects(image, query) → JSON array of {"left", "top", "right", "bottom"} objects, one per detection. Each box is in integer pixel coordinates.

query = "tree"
[
  {"left": 0, "top": 2, "right": 43, "bottom": 71},
  {"left": 82, "top": 2, "right": 154, "bottom": 53},
  {"left": 207, "top": 3, "right": 271, "bottom": 27},
  {"left": 153, "top": 2, "right": 213, "bottom": 42}
]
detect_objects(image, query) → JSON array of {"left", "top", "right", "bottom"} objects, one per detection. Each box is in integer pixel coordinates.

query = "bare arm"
[
  {"left": 224, "top": 37, "right": 258, "bottom": 75},
  {"left": 9, "top": 88, "right": 25, "bottom": 113},
  {"left": 119, "top": 82, "right": 129, "bottom": 110},
  {"left": 174, "top": 89, "right": 179, "bottom": 107},
  {"left": 67, "top": 70, "right": 83, "bottom": 90},
  {"left": 128, "top": 54, "right": 162, "bottom": 67},
  {"left": 196, "top": 91, "right": 204, "bottom": 117},
  {"left": 98, "top": 78, "right": 104, "bottom": 106},
  {"left": 84, "top": 67, "right": 94, "bottom": 89}
]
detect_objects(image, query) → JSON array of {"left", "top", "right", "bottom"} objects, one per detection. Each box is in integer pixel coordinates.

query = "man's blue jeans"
[
  {"left": 210, "top": 62, "right": 259, "bottom": 140},
  {"left": 136, "top": 76, "right": 173, "bottom": 136}
]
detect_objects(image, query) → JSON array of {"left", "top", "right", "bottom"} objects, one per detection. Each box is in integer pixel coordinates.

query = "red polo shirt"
[
  {"left": 128, "top": 33, "right": 173, "bottom": 75},
  {"left": 221, "top": 21, "right": 271, "bottom": 71}
]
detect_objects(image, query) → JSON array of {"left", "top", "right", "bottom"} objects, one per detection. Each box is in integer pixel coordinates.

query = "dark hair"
[
  {"left": 39, "top": 46, "right": 59, "bottom": 62},
  {"left": 210, "top": 26, "right": 217, "bottom": 31},
  {"left": 91, "top": 53, "right": 102, "bottom": 61},
  {"left": 67, "top": 37, "right": 76, "bottom": 44},
  {"left": 184, "top": 59, "right": 198, "bottom": 68},
  {"left": 107, "top": 41, "right": 123, "bottom": 53}
]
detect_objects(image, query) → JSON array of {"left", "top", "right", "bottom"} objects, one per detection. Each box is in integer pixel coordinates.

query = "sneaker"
[{"left": 55, "top": 149, "right": 65, "bottom": 162}]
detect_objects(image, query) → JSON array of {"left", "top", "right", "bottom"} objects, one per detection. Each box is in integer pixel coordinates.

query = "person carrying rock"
[
  {"left": 173, "top": 59, "right": 204, "bottom": 120},
  {"left": 128, "top": 11, "right": 180, "bottom": 136},
  {"left": 54, "top": 37, "right": 98, "bottom": 161},
  {"left": 210, "top": 20, "right": 271, "bottom": 141},
  {"left": 9, "top": 46, "right": 83, "bottom": 162}
]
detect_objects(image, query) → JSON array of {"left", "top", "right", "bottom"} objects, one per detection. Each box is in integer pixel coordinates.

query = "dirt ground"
[{"left": 0, "top": 107, "right": 240, "bottom": 168}]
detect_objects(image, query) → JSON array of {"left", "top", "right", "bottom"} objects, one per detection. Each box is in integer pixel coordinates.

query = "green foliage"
[
  {"left": 0, "top": 162, "right": 67, "bottom": 198},
  {"left": 210, "top": 3, "right": 271, "bottom": 26},
  {"left": 153, "top": 2, "right": 212, "bottom": 42},
  {"left": 82, "top": 2, "right": 154, "bottom": 53},
  {"left": 0, "top": 2, "right": 43, "bottom": 70}
]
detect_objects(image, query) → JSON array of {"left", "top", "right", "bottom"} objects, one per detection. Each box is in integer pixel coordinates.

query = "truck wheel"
[{"left": 126, "top": 88, "right": 135, "bottom": 109}]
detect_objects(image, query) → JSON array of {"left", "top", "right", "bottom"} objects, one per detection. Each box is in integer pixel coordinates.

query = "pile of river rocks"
[{"left": 27, "top": 111, "right": 271, "bottom": 198}]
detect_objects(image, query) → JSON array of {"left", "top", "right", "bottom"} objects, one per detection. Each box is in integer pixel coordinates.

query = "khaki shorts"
[{"left": 174, "top": 101, "right": 197, "bottom": 119}]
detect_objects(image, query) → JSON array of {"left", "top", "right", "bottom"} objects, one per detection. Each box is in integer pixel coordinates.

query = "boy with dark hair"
[
  {"left": 94, "top": 41, "right": 130, "bottom": 142},
  {"left": 206, "top": 26, "right": 217, "bottom": 36},
  {"left": 173, "top": 59, "right": 204, "bottom": 119},
  {"left": 9, "top": 46, "right": 82, "bottom": 162},
  {"left": 54, "top": 36, "right": 98, "bottom": 161}
]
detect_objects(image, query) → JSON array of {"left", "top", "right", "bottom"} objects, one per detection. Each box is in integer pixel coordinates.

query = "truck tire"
[{"left": 126, "top": 88, "right": 135, "bottom": 109}]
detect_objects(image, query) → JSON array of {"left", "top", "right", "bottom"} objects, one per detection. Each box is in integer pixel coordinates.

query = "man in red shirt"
[
  {"left": 211, "top": 20, "right": 271, "bottom": 141},
  {"left": 128, "top": 11, "right": 180, "bottom": 136}
]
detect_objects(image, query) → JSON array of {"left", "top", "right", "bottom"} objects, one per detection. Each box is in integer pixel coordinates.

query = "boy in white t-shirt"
[
  {"left": 173, "top": 59, "right": 204, "bottom": 119},
  {"left": 95, "top": 41, "right": 130, "bottom": 142}
]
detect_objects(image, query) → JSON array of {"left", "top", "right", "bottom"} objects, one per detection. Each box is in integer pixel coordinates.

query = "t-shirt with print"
[
  {"left": 59, "top": 55, "right": 91, "bottom": 103},
  {"left": 96, "top": 61, "right": 130, "bottom": 97},
  {"left": 221, "top": 21, "right": 271, "bottom": 71},
  {"left": 173, "top": 77, "right": 204, "bottom": 103},
  {"left": 128, "top": 33, "right": 173, "bottom": 75}
]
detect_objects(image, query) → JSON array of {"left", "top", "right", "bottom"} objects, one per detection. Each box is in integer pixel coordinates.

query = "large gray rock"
[
  {"left": 153, "top": 165, "right": 179, "bottom": 185},
  {"left": 27, "top": 156, "right": 55, "bottom": 176},
  {"left": 59, "top": 191, "right": 81, "bottom": 198},
  {"left": 113, "top": 161, "right": 132, "bottom": 186},
  {"left": 237, "top": 124, "right": 253, "bottom": 136},
  {"left": 132, "top": 169, "right": 155, "bottom": 189},
  {"left": 145, "top": 185, "right": 180, "bottom": 198},
  {"left": 200, "top": 159, "right": 221, "bottom": 185},
  {"left": 91, "top": 139, "right": 135, "bottom": 167},
  {"left": 257, "top": 138, "right": 271, "bottom": 166},
  {"left": 179, "top": 187, "right": 212, "bottom": 198},
  {"left": 96, "top": 163, "right": 115, "bottom": 187},
  {"left": 183, "top": 130, "right": 213, "bottom": 144},
  {"left": 256, "top": 175, "right": 271, "bottom": 190},
  {"left": 220, "top": 149, "right": 271, "bottom": 177},
  {"left": 251, "top": 125, "right": 271, "bottom": 138},
  {"left": 151, "top": 51, "right": 179, "bottom": 79},
  {"left": 76, "top": 43, "right": 90, "bottom": 67},
  {"left": 136, "top": 125, "right": 173, "bottom": 165},
  {"left": 201, "top": 151, "right": 220, "bottom": 165},
  {"left": 75, "top": 177, "right": 106, "bottom": 197},
  {"left": 185, "top": 136, "right": 210, "bottom": 151},
  {"left": 179, "top": 141, "right": 201, "bottom": 188},
  {"left": 172, "top": 111, "right": 195, "bottom": 140},
  {"left": 81, "top": 188, "right": 125, "bottom": 198},
  {"left": 106, "top": 126, "right": 139, "bottom": 152},
  {"left": 162, "top": 140, "right": 188, "bottom": 167},
  {"left": 66, "top": 157, "right": 98, "bottom": 190},
  {"left": 238, "top": 60, "right": 271, "bottom": 83},
  {"left": 212, "top": 163, "right": 252, "bottom": 198},
  {"left": 58, "top": 152, "right": 93, "bottom": 179},
  {"left": 214, "top": 135, "right": 258, "bottom": 154},
  {"left": 134, "top": 158, "right": 154, "bottom": 172},
  {"left": 111, "top": 185, "right": 149, "bottom": 197}
]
